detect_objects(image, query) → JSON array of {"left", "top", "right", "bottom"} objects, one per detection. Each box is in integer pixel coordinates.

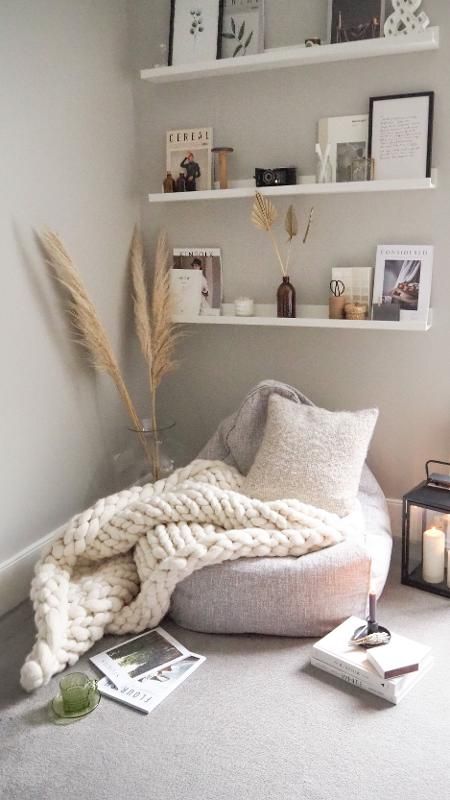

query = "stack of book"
[
  {"left": 90, "top": 627, "right": 205, "bottom": 714},
  {"left": 312, "top": 616, "right": 433, "bottom": 704}
]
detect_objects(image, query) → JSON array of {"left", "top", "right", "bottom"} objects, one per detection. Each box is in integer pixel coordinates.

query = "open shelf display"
[
  {"left": 148, "top": 175, "right": 437, "bottom": 203},
  {"left": 173, "top": 305, "right": 432, "bottom": 332},
  {"left": 141, "top": 28, "right": 439, "bottom": 84}
]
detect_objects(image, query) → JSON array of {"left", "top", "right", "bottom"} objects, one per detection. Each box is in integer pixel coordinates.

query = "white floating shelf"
[
  {"left": 141, "top": 28, "right": 439, "bottom": 84},
  {"left": 148, "top": 175, "right": 436, "bottom": 203},
  {"left": 173, "top": 305, "right": 432, "bottom": 331}
]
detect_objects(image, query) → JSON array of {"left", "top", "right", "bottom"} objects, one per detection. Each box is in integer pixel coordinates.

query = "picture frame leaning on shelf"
[
  {"left": 169, "top": 0, "right": 224, "bottom": 66},
  {"left": 220, "top": 0, "right": 264, "bottom": 58},
  {"left": 328, "top": 0, "right": 386, "bottom": 44},
  {"left": 368, "top": 91, "right": 434, "bottom": 180}
]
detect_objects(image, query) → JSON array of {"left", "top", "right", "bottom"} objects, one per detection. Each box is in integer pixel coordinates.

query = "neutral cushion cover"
[
  {"left": 171, "top": 381, "right": 392, "bottom": 638},
  {"left": 243, "top": 395, "right": 378, "bottom": 517},
  {"left": 170, "top": 465, "right": 392, "bottom": 637}
]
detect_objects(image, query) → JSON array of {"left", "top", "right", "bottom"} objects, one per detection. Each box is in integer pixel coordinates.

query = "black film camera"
[{"left": 254, "top": 167, "right": 297, "bottom": 187}]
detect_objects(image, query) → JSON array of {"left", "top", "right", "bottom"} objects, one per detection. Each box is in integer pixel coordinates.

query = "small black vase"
[{"left": 277, "top": 276, "right": 296, "bottom": 318}]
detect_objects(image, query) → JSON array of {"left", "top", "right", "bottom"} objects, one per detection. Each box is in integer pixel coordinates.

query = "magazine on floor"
[{"left": 90, "top": 627, "right": 205, "bottom": 713}]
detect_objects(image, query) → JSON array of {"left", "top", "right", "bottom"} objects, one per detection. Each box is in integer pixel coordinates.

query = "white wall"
[
  {"left": 130, "top": 0, "right": 450, "bottom": 501},
  {"left": 0, "top": 1, "right": 139, "bottom": 594}
]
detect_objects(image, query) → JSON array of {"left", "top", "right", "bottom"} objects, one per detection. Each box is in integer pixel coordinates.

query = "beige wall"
[
  {"left": 0, "top": 0, "right": 138, "bottom": 564},
  {"left": 130, "top": 0, "right": 449, "bottom": 500}
]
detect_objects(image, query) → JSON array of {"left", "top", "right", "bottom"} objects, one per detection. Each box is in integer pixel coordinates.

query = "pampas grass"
[
  {"left": 130, "top": 227, "right": 180, "bottom": 478},
  {"left": 40, "top": 227, "right": 179, "bottom": 481}
]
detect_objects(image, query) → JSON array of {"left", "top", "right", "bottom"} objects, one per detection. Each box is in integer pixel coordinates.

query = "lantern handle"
[{"left": 426, "top": 460, "right": 450, "bottom": 488}]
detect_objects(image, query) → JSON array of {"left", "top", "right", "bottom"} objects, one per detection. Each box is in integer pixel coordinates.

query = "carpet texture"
[{"left": 1, "top": 544, "right": 449, "bottom": 800}]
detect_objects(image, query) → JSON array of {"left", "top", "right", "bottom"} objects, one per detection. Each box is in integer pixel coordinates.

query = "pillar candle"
[{"left": 422, "top": 527, "right": 445, "bottom": 584}]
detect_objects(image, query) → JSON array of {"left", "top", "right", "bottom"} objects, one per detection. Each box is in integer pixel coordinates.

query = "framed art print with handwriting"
[{"left": 368, "top": 92, "right": 434, "bottom": 180}]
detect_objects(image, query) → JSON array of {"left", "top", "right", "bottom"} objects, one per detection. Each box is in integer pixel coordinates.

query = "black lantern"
[{"left": 402, "top": 461, "right": 450, "bottom": 597}]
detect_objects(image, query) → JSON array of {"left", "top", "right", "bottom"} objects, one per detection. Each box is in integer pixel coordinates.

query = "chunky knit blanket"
[{"left": 21, "top": 460, "right": 350, "bottom": 692}]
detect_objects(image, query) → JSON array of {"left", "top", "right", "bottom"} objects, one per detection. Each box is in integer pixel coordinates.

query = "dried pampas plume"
[
  {"left": 40, "top": 226, "right": 181, "bottom": 481},
  {"left": 39, "top": 229, "right": 143, "bottom": 436}
]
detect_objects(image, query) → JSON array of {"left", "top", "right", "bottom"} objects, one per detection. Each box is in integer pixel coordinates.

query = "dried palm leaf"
[
  {"left": 251, "top": 192, "right": 286, "bottom": 276},
  {"left": 251, "top": 191, "right": 278, "bottom": 231},
  {"left": 303, "top": 206, "right": 315, "bottom": 244},
  {"left": 284, "top": 205, "right": 298, "bottom": 241}
]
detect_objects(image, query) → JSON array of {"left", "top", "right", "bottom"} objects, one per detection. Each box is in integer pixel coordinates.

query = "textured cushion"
[
  {"left": 243, "top": 395, "right": 378, "bottom": 517},
  {"left": 170, "top": 466, "right": 392, "bottom": 637}
]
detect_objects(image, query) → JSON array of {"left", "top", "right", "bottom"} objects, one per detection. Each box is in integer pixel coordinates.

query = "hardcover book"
[
  {"left": 166, "top": 127, "right": 213, "bottom": 192},
  {"left": 173, "top": 248, "right": 223, "bottom": 315},
  {"left": 318, "top": 114, "right": 369, "bottom": 182},
  {"left": 312, "top": 616, "right": 433, "bottom": 704},
  {"left": 367, "top": 636, "right": 431, "bottom": 679}
]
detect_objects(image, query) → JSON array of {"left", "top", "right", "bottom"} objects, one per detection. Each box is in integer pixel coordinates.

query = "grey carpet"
[{"left": 1, "top": 544, "right": 450, "bottom": 800}]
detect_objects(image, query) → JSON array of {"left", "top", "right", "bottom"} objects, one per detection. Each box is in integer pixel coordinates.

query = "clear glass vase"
[{"left": 113, "top": 419, "right": 176, "bottom": 491}]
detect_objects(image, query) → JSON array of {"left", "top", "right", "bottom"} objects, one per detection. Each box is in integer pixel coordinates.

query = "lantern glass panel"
[{"left": 405, "top": 503, "right": 450, "bottom": 587}]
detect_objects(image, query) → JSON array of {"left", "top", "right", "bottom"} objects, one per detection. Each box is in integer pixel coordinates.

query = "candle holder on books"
[
  {"left": 352, "top": 592, "right": 391, "bottom": 648},
  {"left": 402, "top": 461, "right": 450, "bottom": 598}
]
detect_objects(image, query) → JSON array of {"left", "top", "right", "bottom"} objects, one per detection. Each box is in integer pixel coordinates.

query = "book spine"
[
  {"left": 311, "top": 650, "right": 396, "bottom": 702},
  {"left": 311, "top": 657, "right": 397, "bottom": 704}
]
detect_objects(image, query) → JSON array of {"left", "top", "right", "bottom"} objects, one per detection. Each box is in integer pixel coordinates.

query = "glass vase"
[
  {"left": 113, "top": 419, "right": 176, "bottom": 491},
  {"left": 277, "top": 276, "right": 296, "bottom": 318}
]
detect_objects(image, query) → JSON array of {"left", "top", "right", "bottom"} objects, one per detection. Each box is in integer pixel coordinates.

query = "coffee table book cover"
[{"left": 312, "top": 617, "right": 433, "bottom": 704}]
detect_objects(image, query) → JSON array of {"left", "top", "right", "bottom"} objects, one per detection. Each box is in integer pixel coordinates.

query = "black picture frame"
[
  {"left": 168, "top": 0, "right": 224, "bottom": 67},
  {"left": 368, "top": 91, "right": 434, "bottom": 180},
  {"left": 328, "top": 0, "right": 385, "bottom": 44}
]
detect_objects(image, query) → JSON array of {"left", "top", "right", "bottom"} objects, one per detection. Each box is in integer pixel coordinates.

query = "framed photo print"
[
  {"left": 169, "top": 0, "right": 224, "bottom": 66},
  {"left": 368, "top": 92, "right": 434, "bottom": 180},
  {"left": 372, "top": 245, "right": 433, "bottom": 322},
  {"left": 221, "top": 0, "right": 264, "bottom": 59},
  {"left": 328, "top": 0, "right": 385, "bottom": 44}
]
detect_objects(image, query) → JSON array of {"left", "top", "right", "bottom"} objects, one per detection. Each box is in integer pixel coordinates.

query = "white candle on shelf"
[{"left": 422, "top": 527, "right": 445, "bottom": 584}]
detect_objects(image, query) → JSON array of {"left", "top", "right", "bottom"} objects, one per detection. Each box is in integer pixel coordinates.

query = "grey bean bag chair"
[{"left": 170, "top": 380, "right": 392, "bottom": 637}]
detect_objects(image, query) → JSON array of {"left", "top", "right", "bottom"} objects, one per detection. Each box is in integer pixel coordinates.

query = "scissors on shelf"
[{"left": 329, "top": 279, "right": 345, "bottom": 297}]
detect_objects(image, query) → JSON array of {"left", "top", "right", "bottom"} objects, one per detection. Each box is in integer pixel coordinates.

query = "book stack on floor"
[
  {"left": 90, "top": 627, "right": 205, "bottom": 714},
  {"left": 312, "top": 616, "right": 433, "bottom": 704}
]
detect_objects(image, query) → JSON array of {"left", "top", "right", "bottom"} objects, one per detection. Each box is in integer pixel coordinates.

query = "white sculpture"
[{"left": 384, "top": 0, "right": 430, "bottom": 37}]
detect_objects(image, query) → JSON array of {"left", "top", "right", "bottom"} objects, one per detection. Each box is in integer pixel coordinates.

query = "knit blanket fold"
[{"left": 21, "top": 460, "right": 351, "bottom": 692}]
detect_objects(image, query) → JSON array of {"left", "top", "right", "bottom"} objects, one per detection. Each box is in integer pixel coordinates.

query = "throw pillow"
[{"left": 242, "top": 394, "right": 378, "bottom": 517}]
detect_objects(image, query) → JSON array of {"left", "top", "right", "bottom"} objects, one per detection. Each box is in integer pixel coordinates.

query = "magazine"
[
  {"left": 170, "top": 269, "right": 203, "bottom": 317},
  {"left": 90, "top": 627, "right": 190, "bottom": 688},
  {"left": 173, "top": 248, "right": 223, "bottom": 316},
  {"left": 166, "top": 127, "right": 213, "bottom": 192},
  {"left": 98, "top": 653, "right": 206, "bottom": 714}
]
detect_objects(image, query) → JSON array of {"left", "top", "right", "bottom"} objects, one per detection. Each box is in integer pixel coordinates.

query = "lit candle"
[{"left": 422, "top": 527, "right": 445, "bottom": 584}]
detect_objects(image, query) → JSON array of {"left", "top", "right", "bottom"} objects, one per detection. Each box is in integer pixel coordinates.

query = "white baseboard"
[
  {"left": 0, "top": 525, "right": 64, "bottom": 618},
  {"left": 387, "top": 498, "right": 402, "bottom": 538},
  {"left": 0, "top": 499, "right": 403, "bottom": 619}
]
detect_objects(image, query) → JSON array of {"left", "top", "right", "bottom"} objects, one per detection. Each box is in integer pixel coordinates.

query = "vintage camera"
[{"left": 254, "top": 167, "right": 297, "bottom": 187}]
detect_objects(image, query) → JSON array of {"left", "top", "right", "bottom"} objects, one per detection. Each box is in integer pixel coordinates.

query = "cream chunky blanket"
[{"left": 21, "top": 460, "right": 350, "bottom": 692}]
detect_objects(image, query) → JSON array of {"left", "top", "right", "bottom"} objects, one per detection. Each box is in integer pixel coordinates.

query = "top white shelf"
[{"left": 141, "top": 28, "right": 439, "bottom": 84}]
